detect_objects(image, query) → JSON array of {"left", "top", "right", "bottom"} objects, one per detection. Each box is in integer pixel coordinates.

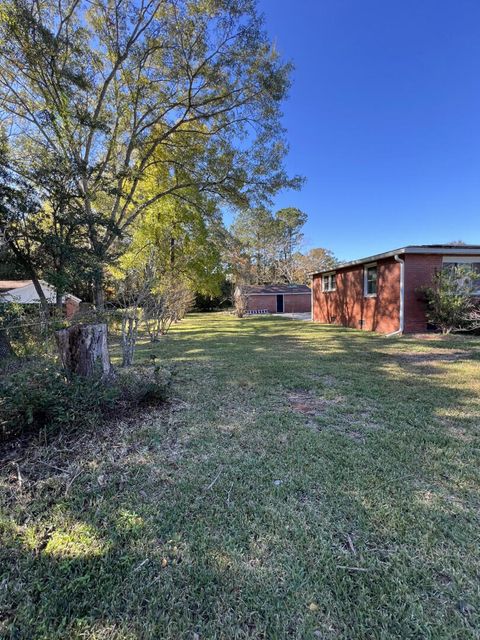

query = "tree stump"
[{"left": 56, "top": 323, "right": 112, "bottom": 379}]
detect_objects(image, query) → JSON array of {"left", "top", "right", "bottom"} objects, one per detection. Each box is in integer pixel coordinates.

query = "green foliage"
[
  {"left": 0, "top": 361, "right": 172, "bottom": 441},
  {"left": 422, "top": 265, "right": 478, "bottom": 334},
  {"left": 0, "top": 0, "right": 300, "bottom": 306},
  {"left": 119, "top": 191, "right": 226, "bottom": 299},
  {"left": 230, "top": 207, "right": 337, "bottom": 284},
  {"left": 195, "top": 280, "right": 232, "bottom": 310},
  {"left": 0, "top": 302, "right": 69, "bottom": 358},
  {"left": 0, "top": 361, "right": 118, "bottom": 440}
]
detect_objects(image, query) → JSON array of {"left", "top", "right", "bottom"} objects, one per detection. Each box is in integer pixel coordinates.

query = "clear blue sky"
[{"left": 256, "top": 0, "right": 480, "bottom": 261}]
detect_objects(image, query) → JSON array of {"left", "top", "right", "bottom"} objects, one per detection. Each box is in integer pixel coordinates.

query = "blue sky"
[{"left": 256, "top": 0, "right": 480, "bottom": 261}]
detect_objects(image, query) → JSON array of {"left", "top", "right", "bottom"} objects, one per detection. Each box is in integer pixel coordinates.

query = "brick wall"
[
  {"left": 284, "top": 293, "right": 311, "bottom": 313},
  {"left": 247, "top": 294, "right": 277, "bottom": 313},
  {"left": 247, "top": 293, "right": 311, "bottom": 313},
  {"left": 312, "top": 258, "right": 401, "bottom": 333},
  {"left": 403, "top": 254, "right": 442, "bottom": 332}
]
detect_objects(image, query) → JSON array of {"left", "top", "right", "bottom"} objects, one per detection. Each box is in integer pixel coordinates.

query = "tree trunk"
[
  {"left": 56, "top": 323, "right": 112, "bottom": 379},
  {"left": 56, "top": 289, "right": 63, "bottom": 312},
  {"left": 93, "top": 269, "right": 105, "bottom": 310},
  {"left": 94, "top": 283, "right": 105, "bottom": 310},
  {"left": 121, "top": 314, "right": 138, "bottom": 367},
  {"left": 28, "top": 273, "right": 50, "bottom": 318},
  {"left": 7, "top": 240, "right": 50, "bottom": 317},
  {"left": 0, "top": 330, "right": 14, "bottom": 360},
  {"left": 170, "top": 235, "right": 175, "bottom": 269}
]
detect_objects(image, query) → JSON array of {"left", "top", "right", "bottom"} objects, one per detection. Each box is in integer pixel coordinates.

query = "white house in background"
[{"left": 0, "top": 280, "right": 81, "bottom": 319}]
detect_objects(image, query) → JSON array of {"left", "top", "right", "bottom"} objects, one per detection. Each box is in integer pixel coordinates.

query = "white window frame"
[
  {"left": 442, "top": 256, "right": 480, "bottom": 295},
  {"left": 322, "top": 272, "right": 336, "bottom": 292},
  {"left": 364, "top": 263, "right": 377, "bottom": 297}
]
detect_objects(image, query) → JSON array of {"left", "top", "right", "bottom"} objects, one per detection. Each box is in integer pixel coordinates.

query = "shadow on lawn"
[{"left": 3, "top": 315, "right": 480, "bottom": 637}]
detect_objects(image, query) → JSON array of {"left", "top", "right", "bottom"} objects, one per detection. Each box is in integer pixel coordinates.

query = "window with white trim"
[
  {"left": 364, "top": 264, "right": 377, "bottom": 296},
  {"left": 322, "top": 273, "right": 336, "bottom": 292}
]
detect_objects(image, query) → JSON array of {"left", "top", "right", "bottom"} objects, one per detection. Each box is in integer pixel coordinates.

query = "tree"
[
  {"left": 421, "top": 265, "right": 479, "bottom": 334},
  {"left": 230, "top": 208, "right": 337, "bottom": 286},
  {"left": 275, "top": 207, "right": 307, "bottom": 282},
  {"left": 233, "top": 286, "right": 248, "bottom": 318},
  {"left": 0, "top": 136, "right": 88, "bottom": 312},
  {"left": 123, "top": 189, "right": 226, "bottom": 299},
  {"left": 291, "top": 247, "right": 338, "bottom": 284},
  {"left": 112, "top": 255, "right": 158, "bottom": 367},
  {"left": 0, "top": 0, "right": 300, "bottom": 307},
  {"left": 0, "top": 142, "right": 50, "bottom": 315},
  {"left": 230, "top": 208, "right": 280, "bottom": 283}
]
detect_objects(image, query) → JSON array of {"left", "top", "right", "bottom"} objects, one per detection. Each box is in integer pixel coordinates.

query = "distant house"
[
  {"left": 236, "top": 284, "right": 311, "bottom": 314},
  {"left": 0, "top": 280, "right": 81, "bottom": 319},
  {"left": 311, "top": 244, "right": 480, "bottom": 334}
]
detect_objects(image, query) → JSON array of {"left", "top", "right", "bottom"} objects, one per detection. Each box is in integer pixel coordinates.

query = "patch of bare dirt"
[
  {"left": 287, "top": 391, "right": 344, "bottom": 417},
  {"left": 288, "top": 391, "right": 382, "bottom": 442}
]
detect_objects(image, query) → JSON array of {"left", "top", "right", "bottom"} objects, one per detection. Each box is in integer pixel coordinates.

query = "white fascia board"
[{"left": 311, "top": 246, "right": 480, "bottom": 276}]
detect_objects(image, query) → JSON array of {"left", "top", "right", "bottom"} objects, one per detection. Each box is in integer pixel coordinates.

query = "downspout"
[
  {"left": 310, "top": 277, "right": 314, "bottom": 321},
  {"left": 387, "top": 254, "right": 404, "bottom": 335}
]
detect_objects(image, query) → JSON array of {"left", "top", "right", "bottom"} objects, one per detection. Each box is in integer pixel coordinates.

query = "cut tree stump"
[{"left": 56, "top": 323, "right": 112, "bottom": 379}]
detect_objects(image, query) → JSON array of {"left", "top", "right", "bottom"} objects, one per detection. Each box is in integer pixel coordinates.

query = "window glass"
[
  {"left": 366, "top": 266, "right": 377, "bottom": 295},
  {"left": 443, "top": 261, "right": 480, "bottom": 293},
  {"left": 323, "top": 273, "right": 336, "bottom": 292}
]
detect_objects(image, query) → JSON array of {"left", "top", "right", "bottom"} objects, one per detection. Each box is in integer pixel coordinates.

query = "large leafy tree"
[
  {"left": 118, "top": 189, "right": 226, "bottom": 297},
  {"left": 291, "top": 247, "right": 338, "bottom": 284},
  {"left": 0, "top": 0, "right": 300, "bottom": 306}
]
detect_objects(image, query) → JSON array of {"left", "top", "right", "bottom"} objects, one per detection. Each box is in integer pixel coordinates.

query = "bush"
[
  {"left": 0, "top": 361, "right": 171, "bottom": 441},
  {"left": 0, "top": 361, "right": 118, "bottom": 440},
  {"left": 421, "top": 265, "right": 479, "bottom": 334},
  {"left": 115, "top": 365, "right": 172, "bottom": 405}
]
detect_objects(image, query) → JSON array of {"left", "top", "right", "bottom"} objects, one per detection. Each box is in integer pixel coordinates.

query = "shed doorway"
[{"left": 276, "top": 294, "right": 284, "bottom": 313}]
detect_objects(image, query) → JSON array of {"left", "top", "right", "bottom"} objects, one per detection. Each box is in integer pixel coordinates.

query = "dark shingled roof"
[{"left": 240, "top": 284, "right": 311, "bottom": 295}]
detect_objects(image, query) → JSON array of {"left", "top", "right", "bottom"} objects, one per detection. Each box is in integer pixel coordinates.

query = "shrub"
[
  {"left": 143, "top": 280, "right": 195, "bottom": 341},
  {"left": 0, "top": 361, "right": 171, "bottom": 441},
  {"left": 421, "top": 265, "right": 479, "bottom": 334},
  {"left": 0, "top": 361, "right": 118, "bottom": 440}
]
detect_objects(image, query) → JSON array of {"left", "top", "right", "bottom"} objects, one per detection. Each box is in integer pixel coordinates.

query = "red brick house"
[
  {"left": 236, "top": 284, "right": 311, "bottom": 314},
  {"left": 311, "top": 245, "right": 480, "bottom": 334}
]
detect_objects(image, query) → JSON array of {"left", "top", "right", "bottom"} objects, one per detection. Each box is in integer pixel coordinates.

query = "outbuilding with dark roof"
[{"left": 235, "top": 284, "right": 311, "bottom": 314}]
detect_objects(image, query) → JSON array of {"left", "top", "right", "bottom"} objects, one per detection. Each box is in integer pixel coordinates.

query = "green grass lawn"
[{"left": 2, "top": 312, "right": 480, "bottom": 639}]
